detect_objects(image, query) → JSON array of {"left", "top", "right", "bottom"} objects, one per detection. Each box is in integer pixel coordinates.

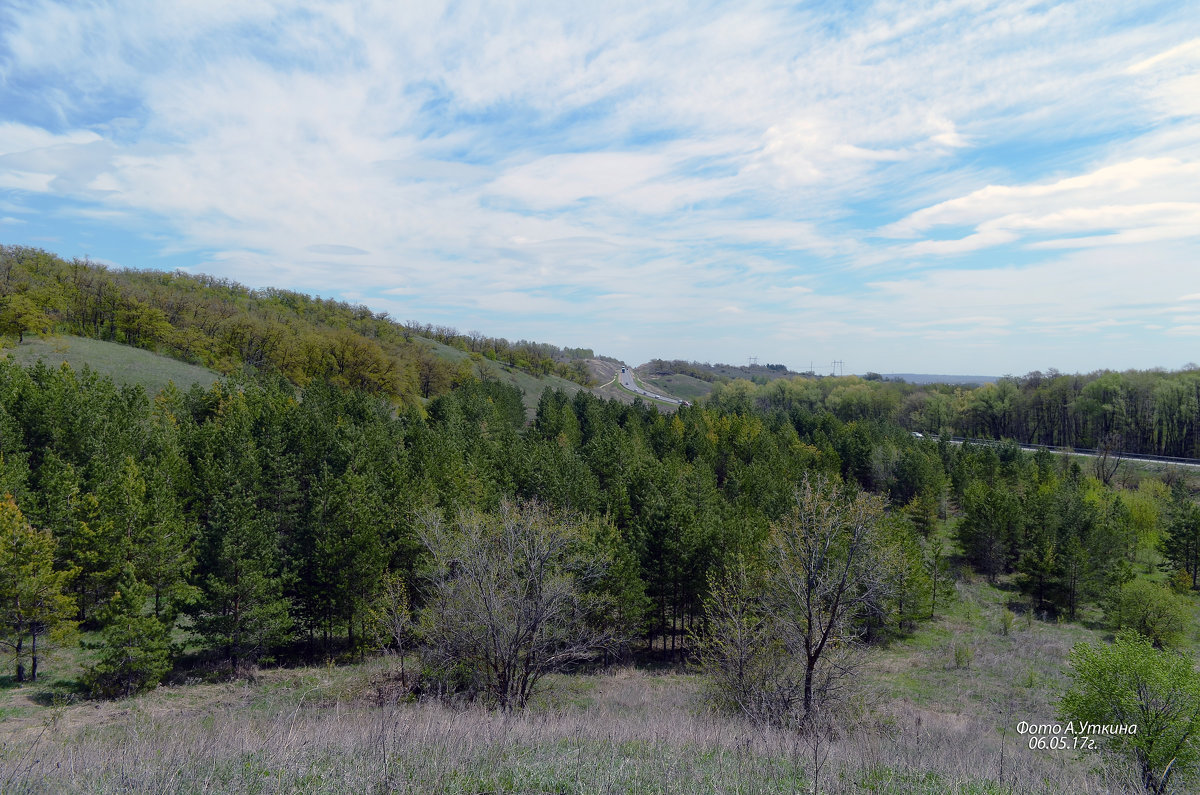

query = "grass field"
[
  {"left": 0, "top": 564, "right": 1146, "bottom": 794},
  {"left": 638, "top": 370, "right": 716, "bottom": 402},
  {"left": 0, "top": 658, "right": 1120, "bottom": 794},
  {"left": 2, "top": 335, "right": 220, "bottom": 395}
]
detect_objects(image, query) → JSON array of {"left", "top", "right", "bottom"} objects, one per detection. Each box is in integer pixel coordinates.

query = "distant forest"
[
  {"left": 0, "top": 245, "right": 593, "bottom": 406},
  {"left": 647, "top": 359, "right": 1200, "bottom": 460}
]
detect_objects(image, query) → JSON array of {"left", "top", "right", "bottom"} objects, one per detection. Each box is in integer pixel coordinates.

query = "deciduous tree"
[
  {"left": 417, "top": 500, "right": 621, "bottom": 710},
  {"left": 1061, "top": 630, "right": 1200, "bottom": 794}
]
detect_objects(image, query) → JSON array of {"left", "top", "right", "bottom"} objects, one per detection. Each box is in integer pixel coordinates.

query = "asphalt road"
[
  {"left": 933, "top": 435, "right": 1200, "bottom": 469},
  {"left": 617, "top": 365, "right": 687, "bottom": 406}
]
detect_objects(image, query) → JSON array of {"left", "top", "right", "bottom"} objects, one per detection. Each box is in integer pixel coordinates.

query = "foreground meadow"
[{"left": 0, "top": 579, "right": 1144, "bottom": 795}]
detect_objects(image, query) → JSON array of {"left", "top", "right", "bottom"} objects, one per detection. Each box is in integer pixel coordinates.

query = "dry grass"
[
  {"left": 0, "top": 652, "right": 1136, "bottom": 795},
  {"left": 0, "top": 569, "right": 1151, "bottom": 794}
]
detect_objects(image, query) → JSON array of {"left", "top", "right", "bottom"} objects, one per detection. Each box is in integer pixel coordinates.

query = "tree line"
[
  {"left": 0, "top": 353, "right": 940, "bottom": 690},
  {"left": 705, "top": 368, "right": 1200, "bottom": 459}
]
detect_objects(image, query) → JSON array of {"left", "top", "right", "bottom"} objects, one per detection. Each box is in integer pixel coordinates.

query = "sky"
[{"left": 1, "top": 1, "right": 1199, "bottom": 376}]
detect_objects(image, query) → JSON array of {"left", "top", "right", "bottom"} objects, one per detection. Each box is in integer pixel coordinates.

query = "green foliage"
[
  {"left": 0, "top": 308, "right": 1188, "bottom": 694},
  {"left": 999, "top": 609, "right": 1015, "bottom": 636},
  {"left": 83, "top": 566, "right": 171, "bottom": 698},
  {"left": 1160, "top": 496, "right": 1200, "bottom": 590},
  {"left": 0, "top": 291, "right": 53, "bottom": 343},
  {"left": 958, "top": 478, "right": 1023, "bottom": 580},
  {"left": 0, "top": 496, "right": 77, "bottom": 682},
  {"left": 1105, "top": 579, "right": 1191, "bottom": 650},
  {"left": 1061, "top": 630, "right": 1200, "bottom": 794},
  {"left": 925, "top": 538, "right": 956, "bottom": 619},
  {"left": 873, "top": 515, "right": 933, "bottom": 636}
]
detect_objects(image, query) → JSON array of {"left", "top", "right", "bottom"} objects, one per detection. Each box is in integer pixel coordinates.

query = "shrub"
[
  {"left": 1105, "top": 579, "right": 1190, "bottom": 649},
  {"left": 699, "top": 475, "right": 890, "bottom": 727},
  {"left": 952, "top": 642, "right": 973, "bottom": 670},
  {"left": 1061, "top": 630, "right": 1200, "bottom": 794},
  {"left": 416, "top": 500, "right": 626, "bottom": 710},
  {"left": 999, "top": 608, "right": 1015, "bottom": 636}
]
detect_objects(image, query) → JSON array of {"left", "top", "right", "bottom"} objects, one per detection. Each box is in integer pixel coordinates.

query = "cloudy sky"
[{"left": 2, "top": 1, "right": 1198, "bottom": 375}]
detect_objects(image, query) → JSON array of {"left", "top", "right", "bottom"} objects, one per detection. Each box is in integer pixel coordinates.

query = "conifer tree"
[
  {"left": 84, "top": 565, "right": 171, "bottom": 698},
  {"left": 0, "top": 497, "right": 76, "bottom": 681}
]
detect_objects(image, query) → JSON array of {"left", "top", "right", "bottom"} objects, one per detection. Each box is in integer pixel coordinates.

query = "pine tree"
[
  {"left": 0, "top": 497, "right": 77, "bottom": 681},
  {"left": 1161, "top": 499, "right": 1200, "bottom": 589},
  {"left": 189, "top": 392, "right": 291, "bottom": 670},
  {"left": 83, "top": 566, "right": 171, "bottom": 698},
  {"left": 192, "top": 486, "right": 291, "bottom": 671}
]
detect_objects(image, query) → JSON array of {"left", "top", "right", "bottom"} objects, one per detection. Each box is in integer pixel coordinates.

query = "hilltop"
[
  {"left": 0, "top": 245, "right": 711, "bottom": 416},
  {"left": 0, "top": 245, "right": 605, "bottom": 411}
]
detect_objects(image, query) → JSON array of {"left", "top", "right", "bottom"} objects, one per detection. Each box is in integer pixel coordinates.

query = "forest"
[{"left": 1, "top": 354, "right": 1195, "bottom": 693}]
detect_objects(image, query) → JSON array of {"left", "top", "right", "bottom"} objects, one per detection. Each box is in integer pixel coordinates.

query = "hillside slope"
[
  {"left": 0, "top": 245, "right": 597, "bottom": 409},
  {"left": 3, "top": 335, "right": 220, "bottom": 394}
]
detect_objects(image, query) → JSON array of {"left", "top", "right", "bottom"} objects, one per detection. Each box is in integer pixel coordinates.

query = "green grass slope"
[
  {"left": 3, "top": 335, "right": 221, "bottom": 395},
  {"left": 637, "top": 370, "right": 715, "bottom": 402},
  {"left": 417, "top": 337, "right": 588, "bottom": 418}
]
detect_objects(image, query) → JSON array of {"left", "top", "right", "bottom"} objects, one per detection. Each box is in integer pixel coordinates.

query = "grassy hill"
[
  {"left": 636, "top": 370, "right": 715, "bottom": 402},
  {"left": 2, "top": 335, "right": 221, "bottom": 395},
  {"left": 0, "top": 245, "right": 598, "bottom": 409},
  {"left": 634, "top": 359, "right": 803, "bottom": 403}
]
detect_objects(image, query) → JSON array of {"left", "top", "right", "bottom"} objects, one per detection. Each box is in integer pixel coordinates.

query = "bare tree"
[
  {"left": 700, "top": 474, "right": 890, "bottom": 726},
  {"left": 1094, "top": 431, "right": 1125, "bottom": 486},
  {"left": 367, "top": 572, "right": 414, "bottom": 687},
  {"left": 770, "top": 475, "right": 890, "bottom": 721},
  {"left": 698, "top": 557, "right": 801, "bottom": 726},
  {"left": 417, "top": 500, "right": 619, "bottom": 710}
]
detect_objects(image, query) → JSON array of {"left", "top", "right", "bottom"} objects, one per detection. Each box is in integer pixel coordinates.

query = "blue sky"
[{"left": 2, "top": 1, "right": 1199, "bottom": 375}]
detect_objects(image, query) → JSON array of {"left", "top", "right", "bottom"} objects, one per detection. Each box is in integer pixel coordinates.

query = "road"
[
  {"left": 617, "top": 365, "right": 687, "bottom": 406},
  {"left": 933, "top": 436, "right": 1200, "bottom": 469}
]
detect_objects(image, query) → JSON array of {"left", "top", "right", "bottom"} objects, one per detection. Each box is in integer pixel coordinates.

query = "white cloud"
[
  {"left": 0, "top": 0, "right": 1197, "bottom": 373},
  {"left": 883, "top": 158, "right": 1200, "bottom": 261},
  {"left": 0, "top": 170, "right": 54, "bottom": 192},
  {"left": 0, "top": 122, "right": 100, "bottom": 155},
  {"left": 1127, "top": 37, "right": 1200, "bottom": 74}
]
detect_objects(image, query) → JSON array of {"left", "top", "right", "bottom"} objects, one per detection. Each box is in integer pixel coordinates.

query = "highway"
[
  {"left": 617, "top": 365, "right": 687, "bottom": 406},
  {"left": 932, "top": 436, "right": 1200, "bottom": 470}
]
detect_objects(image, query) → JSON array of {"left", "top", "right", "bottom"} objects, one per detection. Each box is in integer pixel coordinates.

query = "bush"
[
  {"left": 1105, "top": 579, "right": 1190, "bottom": 649},
  {"left": 698, "top": 475, "right": 890, "bottom": 727},
  {"left": 999, "top": 608, "right": 1015, "bottom": 636},
  {"left": 1061, "top": 630, "right": 1200, "bottom": 794},
  {"left": 416, "top": 500, "right": 626, "bottom": 710}
]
